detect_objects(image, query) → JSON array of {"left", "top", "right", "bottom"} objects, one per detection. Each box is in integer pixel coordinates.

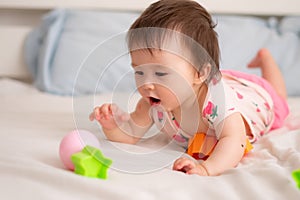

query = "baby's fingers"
[
  {"left": 186, "top": 164, "right": 209, "bottom": 176},
  {"left": 100, "top": 104, "right": 113, "bottom": 119},
  {"left": 89, "top": 107, "right": 101, "bottom": 121},
  {"left": 90, "top": 105, "right": 110, "bottom": 121},
  {"left": 173, "top": 157, "right": 195, "bottom": 172}
]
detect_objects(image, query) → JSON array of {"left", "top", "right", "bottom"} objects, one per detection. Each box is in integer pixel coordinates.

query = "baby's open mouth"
[{"left": 149, "top": 97, "right": 161, "bottom": 105}]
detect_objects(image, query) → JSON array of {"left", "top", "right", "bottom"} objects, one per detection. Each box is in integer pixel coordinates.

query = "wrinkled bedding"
[{"left": 0, "top": 78, "right": 300, "bottom": 199}]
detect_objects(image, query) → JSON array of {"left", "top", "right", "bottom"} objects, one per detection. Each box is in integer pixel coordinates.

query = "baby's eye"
[
  {"left": 135, "top": 71, "right": 144, "bottom": 75},
  {"left": 155, "top": 72, "right": 168, "bottom": 76}
]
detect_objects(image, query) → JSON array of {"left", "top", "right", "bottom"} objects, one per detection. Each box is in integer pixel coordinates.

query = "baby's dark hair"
[{"left": 127, "top": 0, "right": 221, "bottom": 83}]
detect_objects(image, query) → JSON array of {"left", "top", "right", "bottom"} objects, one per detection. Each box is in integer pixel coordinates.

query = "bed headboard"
[{"left": 1, "top": 0, "right": 300, "bottom": 80}]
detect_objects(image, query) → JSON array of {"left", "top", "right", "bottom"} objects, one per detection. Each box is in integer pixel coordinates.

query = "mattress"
[{"left": 1, "top": 78, "right": 300, "bottom": 199}]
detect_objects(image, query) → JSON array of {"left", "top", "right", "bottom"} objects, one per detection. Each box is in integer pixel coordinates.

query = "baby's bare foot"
[
  {"left": 247, "top": 48, "right": 276, "bottom": 69},
  {"left": 248, "top": 48, "right": 287, "bottom": 99}
]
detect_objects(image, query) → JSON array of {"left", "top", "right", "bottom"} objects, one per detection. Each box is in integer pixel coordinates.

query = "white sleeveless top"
[{"left": 151, "top": 73, "right": 274, "bottom": 149}]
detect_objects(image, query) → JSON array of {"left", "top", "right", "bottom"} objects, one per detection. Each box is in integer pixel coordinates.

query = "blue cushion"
[
  {"left": 215, "top": 15, "right": 300, "bottom": 96},
  {"left": 25, "top": 9, "right": 300, "bottom": 96},
  {"left": 25, "top": 9, "right": 139, "bottom": 95}
]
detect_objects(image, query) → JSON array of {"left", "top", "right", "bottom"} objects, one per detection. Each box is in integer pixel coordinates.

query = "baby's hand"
[
  {"left": 89, "top": 104, "right": 130, "bottom": 130},
  {"left": 173, "top": 157, "right": 209, "bottom": 176}
]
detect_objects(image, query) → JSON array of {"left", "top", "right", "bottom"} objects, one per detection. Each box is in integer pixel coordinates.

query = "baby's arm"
[
  {"left": 89, "top": 98, "right": 153, "bottom": 144},
  {"left": 173, "top": 112, "right": 247, "bottom": 176},
  {"left": 202, "top": 112, "right": 247, "bottom": 175}
]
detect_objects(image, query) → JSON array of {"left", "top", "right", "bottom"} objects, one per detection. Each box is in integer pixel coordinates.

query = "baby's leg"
[{"left": 248, "top": 48, "right": 287, "bottom": 99}]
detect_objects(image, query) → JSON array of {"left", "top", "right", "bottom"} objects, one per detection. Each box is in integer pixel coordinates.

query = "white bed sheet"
[{"left": 1, "top": 78, "right": 300, "bottom": 200}]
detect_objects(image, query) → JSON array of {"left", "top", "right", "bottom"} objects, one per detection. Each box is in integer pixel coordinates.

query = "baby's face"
[{"left": 130, "top": 49, "right": 198, "bottom": 111}]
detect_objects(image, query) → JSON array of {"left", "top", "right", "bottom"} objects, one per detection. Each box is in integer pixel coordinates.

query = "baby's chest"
[{"left": 153, "top": 110, "right": 209, "bottom": 137}]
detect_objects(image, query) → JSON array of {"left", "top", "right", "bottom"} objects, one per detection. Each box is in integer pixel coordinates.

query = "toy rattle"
[
  {"left": 187, "top": 132, "right": 253, "bottom": 160},
  {"left": 292, "top": 169, "right": 300, "bottom": 189},
  {"left": 59, "top": 129, "right": 112, "bottom": 179}
]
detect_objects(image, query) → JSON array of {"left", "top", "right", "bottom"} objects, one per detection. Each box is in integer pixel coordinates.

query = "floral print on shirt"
[{"left": 202, "top": 101, "right": 218, "bottom": 126}]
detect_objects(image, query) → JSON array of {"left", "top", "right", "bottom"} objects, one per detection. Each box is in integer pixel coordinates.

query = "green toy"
[
  {"left": 71, "top": 145, "right": 112, "bottom": 179},
  {"left": 292, "top": 169, "right": 300, "bottom": 189}
]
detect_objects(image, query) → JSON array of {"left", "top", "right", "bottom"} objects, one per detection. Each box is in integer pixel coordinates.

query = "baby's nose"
[{"left": 142, "top": 82, "right": 155, "bottom": 90}]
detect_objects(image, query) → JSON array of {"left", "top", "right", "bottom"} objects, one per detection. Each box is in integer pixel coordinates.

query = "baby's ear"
[{"left": 193, "top": 63, "right": 211, "bottom": 85}]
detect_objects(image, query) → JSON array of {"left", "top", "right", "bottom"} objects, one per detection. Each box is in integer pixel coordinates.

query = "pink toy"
[{"left": 59, "top": 129, "right": 100, "bottom": 170}]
